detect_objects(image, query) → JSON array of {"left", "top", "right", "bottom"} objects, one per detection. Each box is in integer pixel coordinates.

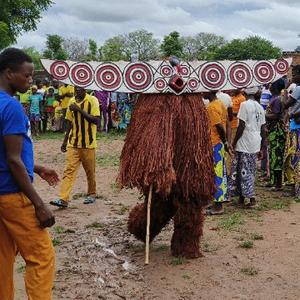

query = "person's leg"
[
  {"left": 35, "top": 120, "right": 40, "bottom": 136},
  {"left": 0, "top": 216, "right": 17, "bottom": 300},
  {"left": 80, "top": 148, "right": 97, "bottom": 198},
  {"left": 58, "top": 147, "right": 81, "bottom": 202},
  {"left": 0, "top": 193, "right": 55, "bottom": 300}
]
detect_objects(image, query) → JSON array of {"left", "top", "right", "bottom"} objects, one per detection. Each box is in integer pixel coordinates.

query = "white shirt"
[
  {"left": 216, "top": 91, "right": 232, "bottom": 109},
  {"left": 235, "top": 99, "right": 266, "bottom": 154}
]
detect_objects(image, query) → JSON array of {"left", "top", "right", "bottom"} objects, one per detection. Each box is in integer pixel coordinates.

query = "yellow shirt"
[
  {"left": 66, "top": 94, "right": 100, "bottom": 149},
  {"left": 59, "top": 85, "right": 74, "bottom": 109},
  {"left": 231, "top": 93, "right": 246, "bottom": 129},
  {"left": 17, "top": 90, "right": 31, "bottom": 104},
  {"left": 53, "top": 101, "right": 63, "bottom": 119},
  {"left": 207, "top": 99, "right": 227, "bottom": 146}
]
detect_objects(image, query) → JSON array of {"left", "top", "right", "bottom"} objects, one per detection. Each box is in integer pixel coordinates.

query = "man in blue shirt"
[{"left": 0, "top": 48, "right": 59, "bottom": 300}]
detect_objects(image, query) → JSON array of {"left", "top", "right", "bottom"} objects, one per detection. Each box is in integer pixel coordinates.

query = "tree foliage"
[
  {"left": 43, "top": 34, "right": 67, "bottom": 60},
  {"left": 181, "top": 32, "right": 226, "bottom": 60},
  {"left": 22, "top": 47, "right": 42, "bottom": 70},
  {"left": 87, "top": 39, "right": 98, "bottom": 60},
  {"left": 63, "top": 37, "right": 89, "bottom": 60},
  {"left": 99, "top": 35, "right": 127, "bottom": 61},
  {"left": 160, "top": 31, "right": 183, "bottom": 58},
  {"left": 295, "top": 46, "right": 300, "bottom": 53},
  {"left": 0, "top": 0, "right": 52, "bottom": 49},
  {"left": 213, "top": 36, "right": 282, "bottom": 60},
  {"left": 123, "top": 29, "right": 160, "bottom": 61}
]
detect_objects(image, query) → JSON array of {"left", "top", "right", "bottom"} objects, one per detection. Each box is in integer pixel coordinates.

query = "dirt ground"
[{"left": 14, "top": 133, "right": 300, "bottom": 300}]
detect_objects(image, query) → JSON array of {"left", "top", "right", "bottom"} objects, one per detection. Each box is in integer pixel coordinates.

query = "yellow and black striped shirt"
[{"left": 66, "top": 94, "right": 100, "bottom": 149}]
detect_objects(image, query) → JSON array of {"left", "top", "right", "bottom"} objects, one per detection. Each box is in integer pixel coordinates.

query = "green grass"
[
  {"left": 240, "top": 266, "right": 258, "bottom": 276},
  {"left": 52, "top": 238, "right": 62, "bottom": 247},
  {"left": 218, "top": 212, "right": 245, "bottom": 231},
  {"left": 110, "top": 182, "right": 121, "bottom": 193},
  {"left": 251, "top": 233, "right": 264, "bottom": 240},
  {"left": 156, "top": 244, "right": 169, "bottom": 252},
  {"left": 97, "top": 129, "right": 126, "bottom": 143},
  {"left": 182, "top": 273, "right": 192, "bottom": 280},
  {"left": 170, "top": 257, "right": 187, "bottom": 266},
  {"left": 116, "top": 204, "right": 129, "bottom": 215},
  {"left": 85, "top": 222, "right": 105, "bottom": 229},
  {"left": 53, "top": 226, "right": 65, "bottom": 234},
  {"left": 96, "top": 154, "right": 120, "bottom": 167},
  {"left": 239, "top": 240, "right": 254, "bottom": 249},
  {"left": 202, "top": 241, "right": 219, "bottom": 253}
]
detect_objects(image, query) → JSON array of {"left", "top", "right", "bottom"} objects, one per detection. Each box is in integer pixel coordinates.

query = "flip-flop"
[
  {"left": 50, "top": 199, "right": 68, "bottom": 208},
  {"left": 83, "top": 196, "right": 96, "bottom": 204}
]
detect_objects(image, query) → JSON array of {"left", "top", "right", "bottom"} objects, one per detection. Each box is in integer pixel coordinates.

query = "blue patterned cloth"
[{"left": 228, "top": 152, "right": 257, "bottom": 198}]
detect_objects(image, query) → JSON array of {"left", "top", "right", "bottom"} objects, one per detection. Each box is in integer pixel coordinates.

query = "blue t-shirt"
[
  {"left": 29, "top": 93, "right": 43, "bottom": 115},
  {"left": 0, "top": 91, "right": 34, "bottom": 194},
  {"left": 290, "top": 86, "right": 300, "bottom": 130}
]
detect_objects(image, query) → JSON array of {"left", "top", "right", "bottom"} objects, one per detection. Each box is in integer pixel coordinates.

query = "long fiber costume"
[{"left": 117, "top": 93, "right": 215, "bottom": 258}]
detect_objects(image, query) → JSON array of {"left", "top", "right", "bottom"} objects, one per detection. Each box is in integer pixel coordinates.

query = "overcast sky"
[{"left": 16, "top": 0, "right": 300, "bottom": 52}]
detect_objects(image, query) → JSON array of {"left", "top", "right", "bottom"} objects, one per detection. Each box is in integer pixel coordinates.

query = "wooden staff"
[{"left": 145, "top": 184, "right": 153, "bottom": 265}]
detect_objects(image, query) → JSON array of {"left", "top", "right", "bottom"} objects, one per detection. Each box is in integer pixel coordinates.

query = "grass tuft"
[
  {"left": 240, "top": 266, "right": 258, "bottom": 276},
  {"left": 239, "top": 240, "right": 254, "bottom": 249}
]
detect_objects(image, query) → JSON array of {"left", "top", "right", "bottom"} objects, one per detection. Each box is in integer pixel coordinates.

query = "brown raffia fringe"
[{"left": 117, "top": 93, "right": 215, "bottom": 206}]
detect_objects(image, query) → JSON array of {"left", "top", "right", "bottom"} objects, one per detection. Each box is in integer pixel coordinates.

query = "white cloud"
[{"left": 16, "top": 0, "right": 300, "bottom": 52}]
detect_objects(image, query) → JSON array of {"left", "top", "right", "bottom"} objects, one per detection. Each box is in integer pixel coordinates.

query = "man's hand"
[
  {"left": 224, "top": 142, "right": 234, "bottom": 157},
  {"left": 69, "top": 103, "right": 81, "bottom": 112},
  {"left": 257, "top": 150, "right": 265, "bottom": 161},
  {"left": 37, "top": 167, "right": 59, "bottom": 186},
  {"left": 35, "top": 204, "right": 55, "bottom": 228},
  {"left": 61, "top": 141, "right": 67, "bottom": 153}
]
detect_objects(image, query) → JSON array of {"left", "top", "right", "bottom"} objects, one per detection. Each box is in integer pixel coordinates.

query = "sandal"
[
  {"left": 83, "top": 196, "right": 96, "bottom": 204},
  {"left": 50, "top": 199, "right": 68, "bottom": 208}
]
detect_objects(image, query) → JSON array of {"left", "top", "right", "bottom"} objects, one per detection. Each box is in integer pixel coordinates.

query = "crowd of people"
[
  {"left": 205, "top": 68, "right": 300, "bottom": 215},
  {"left": 14, "top": 80, "right": 134, "bottom": 136}
]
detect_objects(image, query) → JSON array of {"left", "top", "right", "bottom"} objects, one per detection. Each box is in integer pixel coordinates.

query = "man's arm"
[
  {"left": 232, "top": 120, "right": 246, "bottom": 149},
  {"left": 3, "top": 135, "right": 55, "bottom": 228},
  {"left": 216, "top": 123, "right": 232, "bottom": 155},
  {"left": 227, "top": 107, "right": 233, "bottom": 122},
  {"left": 61, "top": 120, "right": 72, "bottom": 152}
]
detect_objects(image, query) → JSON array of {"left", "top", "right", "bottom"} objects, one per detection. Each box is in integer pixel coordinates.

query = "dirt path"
[{"left": 14, "top": 136, "right": 300, "bottom": 300}]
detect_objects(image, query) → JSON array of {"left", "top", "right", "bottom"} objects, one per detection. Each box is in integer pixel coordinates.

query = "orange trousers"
[
  {"left": 0, "top": 193, "right": 55, "bottom": 300},
  {"left": 59, "top": 147, "right": 96, "bottom": 201}
]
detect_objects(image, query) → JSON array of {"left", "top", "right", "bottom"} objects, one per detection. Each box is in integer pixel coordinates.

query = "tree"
[
  {"left": 123, "top": 29, "right": 160, "bottom": 61},
  {"left": 87, "top": 39, "right": 98, "bottom": 60},
  {"left": 22, "top": 47, "right": 42, "bottom": 70},
  {"left": 160, "top": 31, "right": 183, "bottom": 58},
  {"left": 63, "top": 37, "right": 89, "bottom": 60},
  {"left": 181, "top": 32, "right": 226, "bottom": 60},
  {"left": 213, "top": 36, "right": 281, "bottom": 60},
  {"left": 0, "top": 0, "right": 52, "bottom": 49},
  {"left": 43, "top": 34, "right": 67, "bottom": 60},
  {"left": 295, "top": 46, "right": 300, "bottom": 53},
  {"left": 99, "top": 35, "right": 127, "bottom": 61}
]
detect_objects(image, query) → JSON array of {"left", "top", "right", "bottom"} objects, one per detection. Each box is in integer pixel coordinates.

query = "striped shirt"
[{"left": 66, "top": 94, "right": 100, "bottom": 149}]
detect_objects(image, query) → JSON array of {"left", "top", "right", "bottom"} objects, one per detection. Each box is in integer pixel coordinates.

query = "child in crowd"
[
  {"left": 53, "top": 99, "right": 63, "bottom": 132},
  {"left": 45, "top": 87, "right": 56, "bottom": 131},
  {"left": 28, "top": 85, "right": 43, "bottom": 136}
]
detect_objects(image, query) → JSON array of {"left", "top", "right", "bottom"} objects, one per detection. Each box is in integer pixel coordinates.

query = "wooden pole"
[{"left": 145, "top": 184, "right": 153, "bottom": 265}]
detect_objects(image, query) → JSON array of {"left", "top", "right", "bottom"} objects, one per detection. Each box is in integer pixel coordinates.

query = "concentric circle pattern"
[
  {"left": 228, "top": 62, "right": 253, "bottom": 88},
  {"left": 124, "top": 63, "right": 153, "bottom": 92},
  {"left": 199, "top": 62, "right": 226, "bottom": 90},
  {"left": 254, "top": 61, "right": 275, "bottom": 84},
  {"left": 274, "top": 59, "right": 289, "bottom": 75},
  {"left": 188, "top": 78, "right": 199, "bottom": 91},
  {"left": 180, "top": 65, "right": 190, "bottom": 77},
  {"left": 160, "top": 65, "right": 173, "bottom": 77},
  {"left": 50, "top": 61, "right": 69, "bottom": 80},
  {"left": 70, "top": 63, "right": 94, "bottom": 87},
  {"left": 95, "top": 63, "right": 122, "bottom": 91},
  {"left": 154, "top": 78, "right": 167, "bottom": 91}
]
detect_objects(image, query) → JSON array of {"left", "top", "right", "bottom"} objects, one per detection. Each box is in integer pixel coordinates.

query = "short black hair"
[{"left": 0, "top": 48, "right": 33, "bottom": 74}]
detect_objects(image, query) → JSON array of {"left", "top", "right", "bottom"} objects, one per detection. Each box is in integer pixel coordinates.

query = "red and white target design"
[
  {"left": 70, "top": 63, "right": 94, "bottom": 87},
  {"left": 50, "top": 61, "right": 69, "bottom": 80},
  {"left": 124, "top": 63, "right": 153, "bottom": 92},
  {"left": 188, "top": 78, "right": 199, "bottom": 91},
  {"left": 179, "top": 65, "right": 190, "bottom": 77},
  {"left": 160, "top": 65, "right": 173, "bottom": 77},
  {"left": 199, "top": 62, "right": 226, "bottom": 90},
  {"left": 274, "top": 59, "right": 289, "bottom": 75},
  {"left": 228, "top": 62, "right": 253, "bottom": 88},
  {"left": 154, "top": 78, "right": 167, "bottom": 91},
  {"left": 254, "top": 61, "right": 275, "bottom": 84},
  {"left": 95, "top": 63, "right": 122, "bottom": 91}
]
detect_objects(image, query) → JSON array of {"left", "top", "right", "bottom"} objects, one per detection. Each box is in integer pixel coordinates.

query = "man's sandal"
[
  {"left": 49, "top": 199, "right": 68, "bottom": 208},
  {"left": 83, "top": 196, "right": 96, "bottom": 204}
]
